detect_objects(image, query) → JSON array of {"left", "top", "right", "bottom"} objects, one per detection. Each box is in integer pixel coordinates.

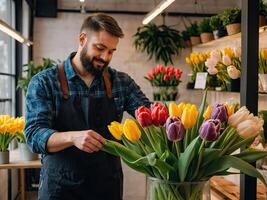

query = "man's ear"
[{"left": 79, "top": 32, "right": 87, "bottom": 47}]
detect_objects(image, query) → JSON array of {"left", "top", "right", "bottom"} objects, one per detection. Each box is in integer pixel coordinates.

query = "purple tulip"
[
  {"left": 166, "top": 116, "right": 185, "bottom": 141},
  {"left": 211, "top": 104, "right": 228, "bottom": 123},
  {"left": 199, "top": 119, "right": 221, "bottom": 141}
]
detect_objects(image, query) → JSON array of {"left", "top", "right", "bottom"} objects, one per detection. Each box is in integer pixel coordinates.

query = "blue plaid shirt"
[{"left": 25, "top": 53, "right": 150, "bottom": 154}]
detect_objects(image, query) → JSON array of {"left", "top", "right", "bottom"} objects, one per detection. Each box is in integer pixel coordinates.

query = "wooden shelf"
[{"left": 192, "top": 27, "right": 267, "bottom": 52}]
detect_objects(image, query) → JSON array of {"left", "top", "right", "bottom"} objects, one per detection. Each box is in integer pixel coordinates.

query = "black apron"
[{"left": 38, "top": 64, "right": 123, "bottom": 200}]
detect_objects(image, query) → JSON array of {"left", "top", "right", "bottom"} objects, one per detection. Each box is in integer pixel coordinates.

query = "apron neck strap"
[
  {"left": 103, "top": 70, "right": 112, "bottom": 99},
  {"left": 57, "top": 63, "right": 70, "bottom": 99}
]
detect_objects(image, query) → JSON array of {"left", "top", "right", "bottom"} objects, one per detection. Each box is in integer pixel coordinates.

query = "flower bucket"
[
  {"left": 259, "top": 15, "right": 266, "bottom": 27},
  {"left": 190, "top": 36, "right": 201, "bottom": 46},
  {"left": 153, "top": 86, "right": 179, "bottom": 101},
  {"left": 200, "top": 33, "right": 214, "bottom": 43},
  {"left": 18, "top": 142, "right": 38, "bottom": 161},
  {"left": 227, "top": 78, "right": 240, "bottom": 92},
  {"left": 226, "top": 23, "right": 241, "bottom": 35},
  {"left": 0, "top": 151, "right": 9, "bottom": 164},
  {"left": 259, "top": 74, "right": 267, "bottom": 93},
  {"left": 146, "top": 177, "right": 210, "bottom": 200},
  {"left": 213, "top": 30, "right": 220, "bottom": 40}
]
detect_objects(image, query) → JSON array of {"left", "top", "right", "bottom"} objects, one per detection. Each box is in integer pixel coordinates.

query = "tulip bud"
[
  {"left": 108, "top": 121, "right": 124, "bottom": 140},
  {"left": 199, "top": 119, "right": 221, "bottom": 141},
  {"left": 207, "top": 66, "right": 218, "bottom": 75},
  {"left": 151, "top": 102, "right": 169, "bottom": 126},
  {"left": 203, "top": 105, "right": 212, "bottom": 120},
  {"left": 228, "top": 106, "right": 251, "bottom": 128},
  {"left": 135, "top": 106, "right": 152, "bottom": 127},
  {"left": 165, "top": 116, "right": 185, "bottom": 141},
  {"left": 236, "top": 117, "right": 264, "bottom": 139},
  {"left": 222, "top": 55, "right": 232, "bottom": 65},
  {"left": 169, "top": 102, "right": 182, "bottom": 118},
  {"left": 227, "top": 65, "right": 240, "bottom": 79},
  {"left": 123, "top": 119, "right": 141, "bottom": 141},
  {"left": 211, "top": 104, "right": 228, "bottom": 123}
]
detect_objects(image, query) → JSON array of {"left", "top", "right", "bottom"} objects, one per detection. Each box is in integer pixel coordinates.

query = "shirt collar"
[{"left": 63, "top": 52, "right": 78, "bottom": 81}]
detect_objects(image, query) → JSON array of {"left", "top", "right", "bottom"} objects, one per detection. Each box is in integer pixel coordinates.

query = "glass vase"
[
  {"left": 153, "top": 86, "right": 179, "bottom": 101},
  {"left": 146, "top": 177, "right": 210, "bottom": 200}
]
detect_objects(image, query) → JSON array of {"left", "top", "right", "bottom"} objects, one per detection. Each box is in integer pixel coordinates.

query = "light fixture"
[
  {"left": 142, "top": 0, "right": 175, "bottom": 25},
  {"left": 0, "top": 19, "right": 33, "bottom": 46},
  {"left": 79, "top": 0, "right": 85, "bottom": 2}
]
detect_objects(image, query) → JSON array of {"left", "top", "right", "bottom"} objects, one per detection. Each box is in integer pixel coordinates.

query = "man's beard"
[{"left": 80, "top": 45, "right": 109, "bottom": 77}]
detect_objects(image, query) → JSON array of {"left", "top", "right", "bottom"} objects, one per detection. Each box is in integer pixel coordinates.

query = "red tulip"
[
  {"left": 153, "top": 66, "right": 160, "bottom": 74},
  {"left": 163, "top": 74, "right": 170, "bottom": 81},
  {"left": 135, "top": 106, "right": 152, "bottom": 127},
  {"left": 151, "top": 102, "right": 169, "bottom": 126},
  {"left": 146, "top": 72, "right": 154, "bottom": 80},
  {"left": 159, "top": 65, "right": 165, "bottom": 73}
]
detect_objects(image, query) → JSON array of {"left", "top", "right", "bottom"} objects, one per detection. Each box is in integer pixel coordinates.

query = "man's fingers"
[{"left": 89, "top": 131, "right": 106, "bottom": 144}]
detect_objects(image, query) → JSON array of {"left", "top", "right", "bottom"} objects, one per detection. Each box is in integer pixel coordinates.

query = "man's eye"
[{"left": 96, "top": 46, "right": 104, "bottom": 51}]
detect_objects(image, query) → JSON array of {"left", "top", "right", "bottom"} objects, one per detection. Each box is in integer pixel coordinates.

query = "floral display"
[
  {"left": 0, "top": 115, "right": 24, "bottom": 151},
  {"left": 102, "top": 91, "right": 267, "bottom": 200},
  {"left": 259, "top": 48, "right": 267, "bottom": 74},
  {"left": 145, "top": 65, "right": 183, "bottom": 101}
]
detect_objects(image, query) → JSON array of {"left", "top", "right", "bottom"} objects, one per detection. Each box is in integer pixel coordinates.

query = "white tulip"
[
  {"left": 207, "top": 66, "right": 218, "bottom": 75},
  {"left": 236, "top": 117, "right": 264, "bottom": 138},
  {"left": 227, "top": 65, "right": 240, "bottom": 79},
  {"left": 210, "top": 50, "right": 221, "bottom": 62},
  {"left": 205, "top": 58, "right": 217, "bottom": 69},
  {"left": 228, "top": 106, "right": 251, "bottom": 127},
  {"left": 222, "top": 55, "right": 232, "bottom": 65}
]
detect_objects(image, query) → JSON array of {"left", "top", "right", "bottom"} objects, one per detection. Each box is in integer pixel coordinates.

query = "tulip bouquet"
[
  {"left": 102, "top": 91, "right": 267, "bottom": 200},
  {"left": 0, "top": 115, "right": 22, "bottom": 152},
  {"left": 145, "top": 65, "right": 183, "bottom": 101}
]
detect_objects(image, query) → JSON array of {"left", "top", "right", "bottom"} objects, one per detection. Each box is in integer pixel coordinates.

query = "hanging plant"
[{"left": 133, "top": 23, "right": 184, "bottom": 65}]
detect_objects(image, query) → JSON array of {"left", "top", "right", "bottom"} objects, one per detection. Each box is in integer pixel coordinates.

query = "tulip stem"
[
  {"left": 174, "top": 141, "right": 180, "bottom": 157},
  {"left": 219, "top": 134, "right": 238, "bottom": 156}
]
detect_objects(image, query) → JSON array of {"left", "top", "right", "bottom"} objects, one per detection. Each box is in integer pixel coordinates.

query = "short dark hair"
[{"left": 80, "top": 13, "right": 124, "bottom": 38}]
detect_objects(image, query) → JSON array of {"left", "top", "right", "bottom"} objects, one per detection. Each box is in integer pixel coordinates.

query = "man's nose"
[{"left": 100, "top": 52, "right": 111, "bottom": 62}]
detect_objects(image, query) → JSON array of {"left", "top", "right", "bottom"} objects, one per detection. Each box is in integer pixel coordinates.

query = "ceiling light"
[
  {"left": 80, "top": 0, "right": 85, "bottom": 2},
  {"left": 142, "top": 0, "right": 175, "bottom": 25},
  {"left": 0, "top": 19, "right": 33, "bottom": 46}
]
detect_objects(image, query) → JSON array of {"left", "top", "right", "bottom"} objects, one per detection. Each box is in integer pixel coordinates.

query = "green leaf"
[
  {"left": 204, "top": 155, "right": 267, "bottom": 186},
  {"left": 201, "top": 148, "right": 222, "bottom": 167},
  {"left": 178, "top": 137, "right": 201, "bottom": 181},
  {"left": 234, "top": 148, "right": 267, "bottom": 163}
]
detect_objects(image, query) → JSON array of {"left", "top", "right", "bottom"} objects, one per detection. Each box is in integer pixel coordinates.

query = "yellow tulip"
[
  {"left": 223, "top": 47, "right": 234, "bottom": 58},
  {"left": 225, "top": 103, "right": 235, "bottom": 116},
  {"left": 261, "top": 49, "right": 267, "bottom": 60},
  {"left": 203, "top": 105, "right": 212, "bottom": 120},
  {"left": 190, "top": 104, "right": 198, "bottom": 125},
  {"left": 108, "top": 121, "right": 123, "bottom": 140},
  {"left": 169, "top": 102, "right": 182, "bottom": 118},
  {"left": 123, "top": 119, "right": 141, "bottom": 141},
  {"left": 177, "top": 102, "right": 186, "bottom": 111},
  {"left": 185, "top": 57, "right": 192, "bottom": 64}
]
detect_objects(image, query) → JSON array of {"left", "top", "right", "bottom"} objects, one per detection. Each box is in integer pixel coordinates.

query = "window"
[{"left": 0, "top": 0, "right": 15, "bottom": 115}]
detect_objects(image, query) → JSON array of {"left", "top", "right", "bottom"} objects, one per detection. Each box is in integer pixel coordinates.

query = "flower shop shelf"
[{"left": 192, "top": 27, "right": 267, "bottom": 52}]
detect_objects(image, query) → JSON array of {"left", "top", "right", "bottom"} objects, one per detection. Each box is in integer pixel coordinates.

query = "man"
[{"left": 25, "top": 13, "right": 150, "bottom": 200}]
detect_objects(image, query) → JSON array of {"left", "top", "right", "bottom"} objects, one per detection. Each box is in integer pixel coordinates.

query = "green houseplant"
[
  {"left": 221, "top": 8, "right": 241, "bottom": 35},
  {"left": 133, "top": 23, "right": 183, "bottom": 65},
  {"left": 181, "top": 30, "right": 191, "bottom": 47},
  {"left": 187, "top": 22, "right": 201, "bottom": 46},
  {"left": 17, "top": 58, "right": 56, "bottom": 95},
  {"left": 198, "top": 18, "right": 214, "bottom": 43},
  {"left": 209, "top": 15, "right": 227, "bottom": 39},
  {"left": 259, "top": 0, "right": 267, "bottom": 26}
]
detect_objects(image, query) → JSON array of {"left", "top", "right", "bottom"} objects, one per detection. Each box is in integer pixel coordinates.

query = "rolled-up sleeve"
[{"left": 24, "top": 75, "right": 57, "bottom": 154}]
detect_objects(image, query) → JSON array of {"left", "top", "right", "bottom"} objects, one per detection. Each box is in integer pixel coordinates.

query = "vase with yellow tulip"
[
  {"left": 0, "top": 115, "right": 17, "bottom": 164},
  {"left": 259, "top": 48, "right": 267, "bottom": 93},
  {"left": 102, "top": 90, "right": 267, "bottom": 200},
  {"left": 15, "top": 117, "right": 38, "bottom": 161}
]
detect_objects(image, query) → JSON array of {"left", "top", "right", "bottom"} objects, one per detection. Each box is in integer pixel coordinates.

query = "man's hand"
[{"left": 72, "top": 130, "right": 106, "bottom": 153}]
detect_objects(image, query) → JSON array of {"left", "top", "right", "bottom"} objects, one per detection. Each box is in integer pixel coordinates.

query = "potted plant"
[
  {"left": 198, "top": 18, "right": 214, "bottom": 43},
  {"left": 181, "top": 30, "right": 191, "bottom": 47},
  {"left": 145, "top": 65, "right": 182, "bottom": 101},
  {"left": 259, "top": 0, "right": 267, "bottom": 27},
  {"left": 221, "top": 8, "right": 241, "bottom": 35},
  {"left": 17, "top": 58, "right": 56, "bottom": 95},
  {"left": 259, "top": 48, "right": 267, "bottom": 93},
  {"left": 187, "top": 22, "right": 201, "bottom": 46},
  {"left": 133, "top": 24, "right": 184, "bottom": 65},
  {"left": 0, "top": 115, "right": 16, "bottom": 164},
  {"left": 209, "top": 15, "right": 227, "bottom": 39}
]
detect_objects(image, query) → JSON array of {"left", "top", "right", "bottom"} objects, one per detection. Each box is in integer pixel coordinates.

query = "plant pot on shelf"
[
  {"left": 146, "top": 177, "right": 211, "bottom": 200},
  {"left": 227, "top": 78, "right": 240, "bottom": 92},
  {"left": 153, "top": 86, "right": 179, "bottom": 101},
  {"left": 190, "top": 36, "right": 201, "bottom": 46},
  {"left": 259, "top": 74, "right": 267, "bottom": 93},
  {"left": 200, "top": 32, "right": 214, "bottom": 43},
  {"left": 213, "top": 30, "right": 220, "bottom": 40},
  {"left": 0, "top": 151, "right": 9, "bottom": 164},
  {"left": 18, "top": 142, "right": 38, "bottom": 161},
  {"left": 259, "top": 15, "right": 267, "bottom": 27},
  {"left": 226, "top": 23, "right": 241, "bottom": 35}
]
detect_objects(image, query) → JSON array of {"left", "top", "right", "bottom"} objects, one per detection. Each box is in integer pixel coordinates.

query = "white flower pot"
[
  {"left": 18, "top": 143, "right": 38, "bottom": 161},
  {"left": 0, "top": 151, "right": 9, "bottom": 164},
  {"left": 259, "top": 74, "right": 267, "bottom": 92}
]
